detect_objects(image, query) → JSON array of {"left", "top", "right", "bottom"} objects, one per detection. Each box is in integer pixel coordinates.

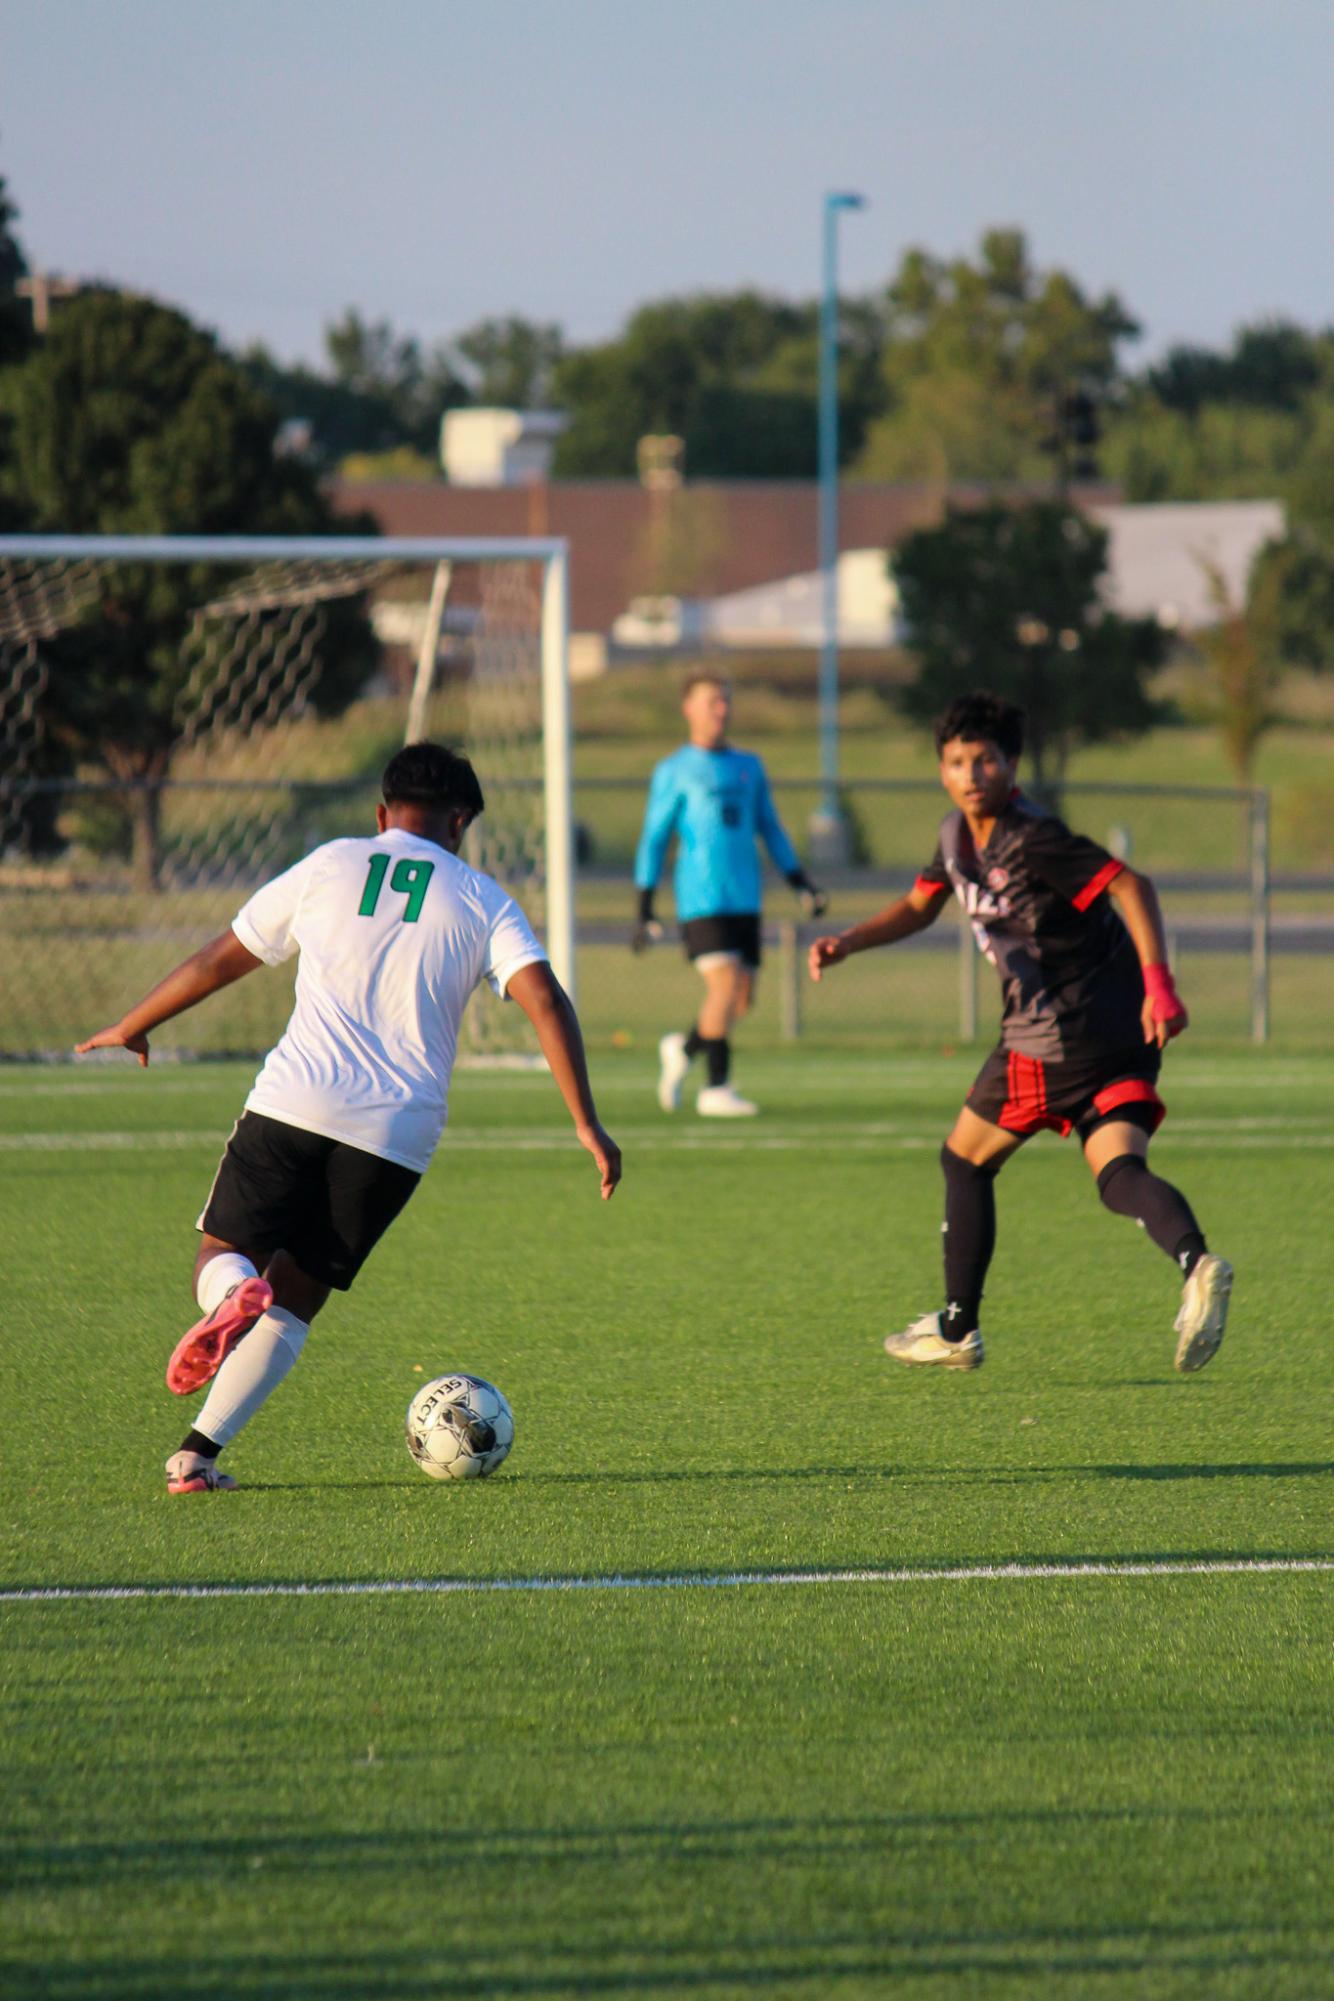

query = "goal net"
[{"left": 0, "top": 535, "right": 572, "bottom": 1060}]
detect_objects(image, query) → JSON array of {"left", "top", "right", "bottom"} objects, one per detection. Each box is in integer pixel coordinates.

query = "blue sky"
[{"left": 5, "top": 0, "right": 1331, "bottom": 368}]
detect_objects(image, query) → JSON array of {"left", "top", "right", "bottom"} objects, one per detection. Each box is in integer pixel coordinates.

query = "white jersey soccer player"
[
  {"left": 77, "top": 743, "right": 621, "bottom": 1494},
  {"left": 233, "top": 825, "right": 545, "bottom": 1173}
]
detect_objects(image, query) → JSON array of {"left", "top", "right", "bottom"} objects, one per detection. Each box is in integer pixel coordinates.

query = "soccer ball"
[{"left": 406, "top": 1374, "right": 514, "bottom": 1481}]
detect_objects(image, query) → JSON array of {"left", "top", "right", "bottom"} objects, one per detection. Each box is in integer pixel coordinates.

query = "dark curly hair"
[
  {"left": 933, "top": 692, "right": 1025, "bottom": 760},
  {"left": 381, "top": 742, "right": 485, "bottom": 817}
]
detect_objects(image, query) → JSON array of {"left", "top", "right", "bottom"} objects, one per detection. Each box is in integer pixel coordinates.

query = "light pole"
[{"left": 811, "top": 190, "right": 866, "bottom": 867}]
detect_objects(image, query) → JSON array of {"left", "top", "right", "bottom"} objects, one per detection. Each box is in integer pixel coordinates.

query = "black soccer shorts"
[
  {"left": 198, "top": 1112, "right": 421, "bottom": 1290},
  {"left": 966, "top": 1043, "right": 1165, "bottom": 1142},
  {"left": 680, "top": 911, "right": 763, "bottom": 969}
]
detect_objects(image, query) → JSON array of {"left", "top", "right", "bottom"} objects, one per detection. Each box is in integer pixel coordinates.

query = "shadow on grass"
[
  {"left": 3, "top": 1919, "right": 1327, "bottom": 2000},
  {"left": 1088, "top": 1462, "right": 1334, "bottom": 1482},
  {"left": 503, "top": 1461, "right": 1334, "bottom": 1493},
  {"left": 8, "top": 1803, "right": 1332, "bottom": 1894},
  {"left": 248, "top": 1461, "right": 1334, "bottom": 1494}
]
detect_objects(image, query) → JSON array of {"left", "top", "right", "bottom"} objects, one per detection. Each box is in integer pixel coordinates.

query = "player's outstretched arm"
[
  {"left": 75, "top": 930, "right": 264, "bottom": 1065},
  {"left": 1107, "top": 869, "right": 1189, "bottom": 1048},
  {"left": 506, "top": 962, "right": 622, "bottom": 1199},
  {"left": 808, "top": 887, "right": 944, "bottom": 981}
]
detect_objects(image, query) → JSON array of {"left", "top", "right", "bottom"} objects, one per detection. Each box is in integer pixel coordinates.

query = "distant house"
[
  {"left": 607, "top": 505, "right": 1285, "bottom": 652},
  {"left": 332, "top": 477, "right": 1109, "bottom": 637},
  {"left": 612, "top": 551, "right": 903, "bottom": 652},
  {"left": 334, "top": 477, "right": 1281, "bottom": 652},
  {"left": 440, "top": 408, "right": 569, "bottom": 487}
]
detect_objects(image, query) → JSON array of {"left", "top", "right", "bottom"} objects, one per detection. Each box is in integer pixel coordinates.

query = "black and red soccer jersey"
[{"left": 915, "top": 794, "right": 1142, "bottom": 1059}]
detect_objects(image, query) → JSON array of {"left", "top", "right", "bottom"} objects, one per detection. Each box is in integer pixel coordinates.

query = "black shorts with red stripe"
[{"left": 966, "top": 1043, "right": 1164, "bottom": 1142}]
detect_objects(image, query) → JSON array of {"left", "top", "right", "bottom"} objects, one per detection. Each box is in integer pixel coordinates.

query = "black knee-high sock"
[
  {"left": 683, "top": 1025, "right": 703, "bottom": 1060},
  {"left": 941, "top": 1145, "right": 998, "bottom": 1338},
  {"left": 700, "top": 1037, "right": 730, "bottom": 1087},
  {"left": 1097, "top": 1156, "right": 1207, "bottom": 1275}
]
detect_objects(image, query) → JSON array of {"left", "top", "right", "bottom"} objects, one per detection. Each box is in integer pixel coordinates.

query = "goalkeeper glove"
[
  {"left": 787, "top": 871, "right": 828, "bottom": 920},
  {"left": 632, "top": 889, "right": 663, "bottom": 954}
]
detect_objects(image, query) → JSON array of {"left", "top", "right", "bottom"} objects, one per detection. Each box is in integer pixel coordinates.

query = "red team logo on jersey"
[{"left": 987, "top": 866, "right": 1010, "bottom": 892}]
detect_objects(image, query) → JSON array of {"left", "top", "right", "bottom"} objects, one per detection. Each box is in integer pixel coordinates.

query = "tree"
[
  {"left": 0, "top": 169, "right": 32, "bottom": 363},
  {"left": 0, "top": 169, "right": 34, "bottom": 524},
  {"left": 241, "top": 345, "right": 413, "bottom": 464},
  {"left": 1246, "top": 532, "right": 1334, "bottom": 678},
  {"left": 1098, "top": 399, "right": 1307, "bottom": 502},
  {"left": 321, "top": 308, "right": 468, "bottom": 455},
  {"left": 2, "top": 291, "right": 375, "bottom": 886},
  {"left": 854, "top": 230, "right": 1138, "bottom": 485},
  {"left": 452, "top": 316, "right": 564, "bottom": 408},
  {"left": 1145, "top": 321, "right": 1324, "bottom": 415},
  {"left": 551, "top": 290, "right": 883, "bottom": 477},
  {"left": 1194, "top": 558, "right": 1284, "bottom": 781},
  {"left": 1103, "top": 319, "right": 1334, "bottom": 502},
  {"left": 894, "top": 501, "right": 1165, "bottom": 795}
]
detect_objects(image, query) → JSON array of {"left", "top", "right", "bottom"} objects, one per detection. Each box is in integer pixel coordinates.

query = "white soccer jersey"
[{"left": 231, "top": 828, "right": 547, "bottom": 1172}]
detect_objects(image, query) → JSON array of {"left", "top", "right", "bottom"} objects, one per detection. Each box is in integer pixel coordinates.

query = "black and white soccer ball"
[{"left": 406, "top": 1374, "right": 514, "bottom": 1481}]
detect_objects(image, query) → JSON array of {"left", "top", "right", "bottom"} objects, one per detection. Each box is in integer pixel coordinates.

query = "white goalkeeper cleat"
[
  {"left": 696, "top": 1084, "right": 758, "bottom": 1118},
  {"left": 657, "top": 1032, "right": 691, "bottom": 1112},
  {"left": 1173, "top": 1253, "right": 1233, "bottom": 1374},
  {"left": 165, "top": 1451, "right": 238, "bottom": 1495},
  {"left": 883, "top": 1312, "right": 985, "bottom": 1370}
]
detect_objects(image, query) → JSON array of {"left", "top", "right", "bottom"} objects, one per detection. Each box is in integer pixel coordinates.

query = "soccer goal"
[{"left": 0, "top": 535, "right": 572, "bottom": 1059}]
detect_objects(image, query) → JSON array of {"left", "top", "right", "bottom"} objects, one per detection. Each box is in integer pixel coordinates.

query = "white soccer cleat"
[
  {"left": 883, "top": 1312, "right": 984, "bottom": 1370},
  {"left": 696, "top": 1084, "right": 758, "bottom": 1118},
  {"left": 657, "top": 1032, "right": 691, "bottom": 1112},
  {"left": 1173, "top": 1253, "right": 1233, "bottom": 1374},
  {"left": 165, "top": 1450, "right": 238, "bottom": 1494}
]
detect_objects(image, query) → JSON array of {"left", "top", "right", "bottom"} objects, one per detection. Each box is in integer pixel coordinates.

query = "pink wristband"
[{"left": 1143, "top": 963, "right": 1184, "bottom": 1015}]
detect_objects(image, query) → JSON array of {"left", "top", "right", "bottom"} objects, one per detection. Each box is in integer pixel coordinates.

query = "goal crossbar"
[{"left": 0, "top": 534, "right": 569, "bottom": 565}]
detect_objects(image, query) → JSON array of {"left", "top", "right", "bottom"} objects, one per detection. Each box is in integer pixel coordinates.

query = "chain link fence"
[
  {"left": 5, "top": 763, "right": 1328, "bottom": 1058},
  {"left": 563, "top": 775, "right": 1330, "bottom": 1051}
]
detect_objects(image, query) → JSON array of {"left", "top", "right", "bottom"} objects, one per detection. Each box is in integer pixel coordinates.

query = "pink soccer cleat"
[
  {"left": 165, "top": 1276, "right": 273, "bottom": 1395},
  {"left": 165, "top": 1450, "right": 238, "bottom": 1494}
]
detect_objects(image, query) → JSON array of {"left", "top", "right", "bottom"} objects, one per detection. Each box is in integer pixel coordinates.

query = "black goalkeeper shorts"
[
  {"left": 681, "top": 912, "right": 762, "bottom": 969},
  {"left": 198, "top": 1112, "right": 421, "bottom": 1291}
]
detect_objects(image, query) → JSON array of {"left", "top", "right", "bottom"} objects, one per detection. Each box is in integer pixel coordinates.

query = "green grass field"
[{"left": 3, "top": 1048, "right": 1332, "bottom": 1999}]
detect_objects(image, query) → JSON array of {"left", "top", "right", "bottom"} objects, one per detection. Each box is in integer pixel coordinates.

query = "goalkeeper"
[{"left": 633, "top": 672, "right": 825, "bottom": 1117}]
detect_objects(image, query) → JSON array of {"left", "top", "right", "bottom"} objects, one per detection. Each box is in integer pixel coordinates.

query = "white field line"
[
  {"left": 3, "top": 1128, "right": 1333, "bottom": 1155},
  {"left": 2, "top": 1556, "right": 1330, "bottom": 1607}
]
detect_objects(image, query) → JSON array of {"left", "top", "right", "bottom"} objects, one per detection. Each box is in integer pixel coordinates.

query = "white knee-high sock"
[
  {"left": 193, "top": 1308, "right": 308, "bottom": 1448},
  {"left": 196, "top": 1250, "right": 259, "bottom": 1315}
]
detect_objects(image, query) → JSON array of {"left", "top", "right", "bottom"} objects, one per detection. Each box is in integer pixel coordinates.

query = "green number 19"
[{"left": 357, "top": 854, "right": 436, "bottom": 924}]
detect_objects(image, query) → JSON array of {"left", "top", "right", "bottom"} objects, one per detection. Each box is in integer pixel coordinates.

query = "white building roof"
[
  {"left": 1088, "top": 500, "right": 1284, "bottom": 629},
  {"left": 701, "top": 549, "right": 902, "bottom": 649}
]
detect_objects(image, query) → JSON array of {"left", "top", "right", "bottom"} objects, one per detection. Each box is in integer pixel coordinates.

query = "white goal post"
[{"left": 0, "top": 533, "right": 576, "bottom": 1021}]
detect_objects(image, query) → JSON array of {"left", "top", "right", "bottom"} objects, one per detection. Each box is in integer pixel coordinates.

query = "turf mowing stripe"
[
  {"left": 4, "top": 1557, "right": 1331, "bottom": 1605},
  {"left": 4, "top": 1128, "right": 1333, "bottom": 1154}
]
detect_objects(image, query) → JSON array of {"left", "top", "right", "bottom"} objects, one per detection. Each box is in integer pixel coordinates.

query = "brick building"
[{"left": 330, "top": 478, "right": 1120, "bottom": 641}]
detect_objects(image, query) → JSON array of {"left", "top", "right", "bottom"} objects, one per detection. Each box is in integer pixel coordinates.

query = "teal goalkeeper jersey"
[{"left": 633, "top": 744, "right": 802, "bottom": 921}]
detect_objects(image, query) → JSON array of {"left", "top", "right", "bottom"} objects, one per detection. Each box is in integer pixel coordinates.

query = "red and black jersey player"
[{"left": 808, "top": 691, "right": 1232, "bottom": 1375}]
